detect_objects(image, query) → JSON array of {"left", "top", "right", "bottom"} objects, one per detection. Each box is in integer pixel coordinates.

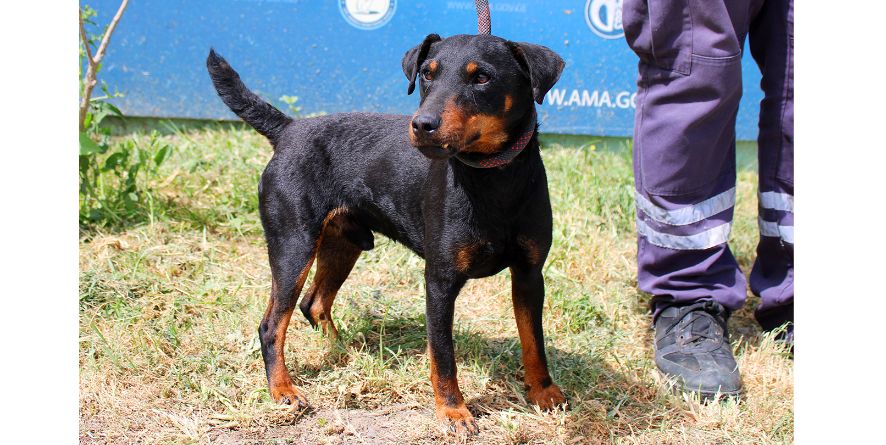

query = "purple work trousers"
[{"left": 623, "top": 0, "right": 793, "bottom": 329}]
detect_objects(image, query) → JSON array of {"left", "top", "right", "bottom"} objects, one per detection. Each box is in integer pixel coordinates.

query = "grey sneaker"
[{"left": 653, "top": 301, "right": 742, "bottom": 399}]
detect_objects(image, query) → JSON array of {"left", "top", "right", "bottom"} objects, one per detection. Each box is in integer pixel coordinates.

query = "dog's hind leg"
[
  {"left": 259, "top": 230, "right": 319, "bottom": 408},
  {"left": 299, "top": 210, "right": 365, "bottom": 339}
]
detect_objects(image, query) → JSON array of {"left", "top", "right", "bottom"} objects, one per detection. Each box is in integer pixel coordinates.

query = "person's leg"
[
  {"left": 624, "top": 0, "right": 754, "bottom": 315},
  {"left": 748, "top": 0, "right": 794, "bottom": 335},
  {"left": 622, "top": 0, "right": 760, "bottom": 397}
]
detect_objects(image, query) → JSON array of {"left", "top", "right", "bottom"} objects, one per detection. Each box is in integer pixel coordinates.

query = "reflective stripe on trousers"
[{"left": 635, "top": 187, "right": 736, "bottom": 250}]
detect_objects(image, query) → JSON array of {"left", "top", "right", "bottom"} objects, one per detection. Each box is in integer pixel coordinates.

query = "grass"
[{"left": 79, "top": 126, "right": 793, "bottom": 444}]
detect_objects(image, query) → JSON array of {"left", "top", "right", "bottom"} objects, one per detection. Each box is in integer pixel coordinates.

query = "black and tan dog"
[{"left": 207, "top": 32, "right": 565, "bottom": 434}]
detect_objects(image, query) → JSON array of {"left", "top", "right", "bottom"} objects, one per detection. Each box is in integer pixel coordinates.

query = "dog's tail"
[{"left": 206, "top": 49, "right": 292, "bottom": 143}]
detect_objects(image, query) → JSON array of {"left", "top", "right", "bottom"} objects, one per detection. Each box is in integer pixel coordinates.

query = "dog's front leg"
[
  {"left": 424, "top": 267, "right": 477, "bottom": 435},
  {"left": 510, "top": 265, "right": 567, "bottom": 410}
]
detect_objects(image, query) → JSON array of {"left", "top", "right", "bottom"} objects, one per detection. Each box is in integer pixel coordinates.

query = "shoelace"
[{"left": 677, "top": 302, "right": 728, "bottom": 350}]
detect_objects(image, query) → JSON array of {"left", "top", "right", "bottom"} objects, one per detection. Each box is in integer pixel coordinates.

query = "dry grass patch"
[{"left": 79, "top": 130, "right": 793, "bottom": 444}]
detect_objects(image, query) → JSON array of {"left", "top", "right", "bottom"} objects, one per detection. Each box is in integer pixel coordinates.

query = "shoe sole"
[{"left": 656, "top": 369, "right": 742, "bottom": 402}]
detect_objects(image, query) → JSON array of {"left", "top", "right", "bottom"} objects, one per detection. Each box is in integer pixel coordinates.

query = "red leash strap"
[{"left": 475, "top": 0, "right": 491, "bottom": 35}]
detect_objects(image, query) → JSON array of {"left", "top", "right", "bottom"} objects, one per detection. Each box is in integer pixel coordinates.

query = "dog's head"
[{"left": 401, "top": 34, "right": 564, "bottom": 161}]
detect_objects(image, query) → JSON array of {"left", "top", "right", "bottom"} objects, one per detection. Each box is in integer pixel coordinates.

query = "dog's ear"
[
  {"left": 507, "top": 42, "right": 565, "bottom": 104},
  {"left": 402, "top": 33, "right": 442, "bottom": 95}
]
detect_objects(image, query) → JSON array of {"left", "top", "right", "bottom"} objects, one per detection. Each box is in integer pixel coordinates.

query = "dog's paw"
[
  {"left": 528, "top": 383, "right": 567, "bottom": 411},
  {"left": 271, "top": 384, "right": 310, "bottom": 410},
  {"left": 436, "top": 405, "right": 479, "bottom": 436}
]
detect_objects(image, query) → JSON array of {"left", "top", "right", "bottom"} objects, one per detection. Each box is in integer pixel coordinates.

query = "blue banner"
[{"left": 88, "top": 0, "right": 763, "bottom": 139}]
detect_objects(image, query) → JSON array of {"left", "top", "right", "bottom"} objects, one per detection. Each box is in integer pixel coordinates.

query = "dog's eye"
[
  {"left": 474, "top": 74, "right": 490, "bottom": 85},
  {"left": 421, "top": 70, "right": 432, "bottom": 82}
]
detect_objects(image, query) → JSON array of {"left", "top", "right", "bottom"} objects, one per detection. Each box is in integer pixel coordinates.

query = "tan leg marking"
[
  {"left": 429, "top": 348, "right": 477, "bottom": 435},
  {"left": 513, "top": 305, "right": 565, "bottom": 410}
]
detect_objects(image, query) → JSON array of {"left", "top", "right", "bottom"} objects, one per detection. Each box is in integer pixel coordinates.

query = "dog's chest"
[{"left": 452, "top": 233, "right": 539, "bottom": 278}]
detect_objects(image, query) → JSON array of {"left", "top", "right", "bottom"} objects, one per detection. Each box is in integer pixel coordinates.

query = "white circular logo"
[
  {"left": 339, "top": 0, "right": 397, "bottom": 30},
  {"left": 585, "top": 0, "right": 624, "bottom": 39}
]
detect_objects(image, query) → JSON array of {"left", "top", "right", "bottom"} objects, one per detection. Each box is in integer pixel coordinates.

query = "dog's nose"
[{"left": 411, "top": 114, "right": 441, "bottom": 136}]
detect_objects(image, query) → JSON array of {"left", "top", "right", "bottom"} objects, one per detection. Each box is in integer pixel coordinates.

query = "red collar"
[{"left": 454, "top": 109, "right": 537, "bottom": 169}]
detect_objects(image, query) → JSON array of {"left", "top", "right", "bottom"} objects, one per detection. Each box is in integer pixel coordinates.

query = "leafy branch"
[{"left": 79, "top": 0, "right": 129, "bottom": 131}]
